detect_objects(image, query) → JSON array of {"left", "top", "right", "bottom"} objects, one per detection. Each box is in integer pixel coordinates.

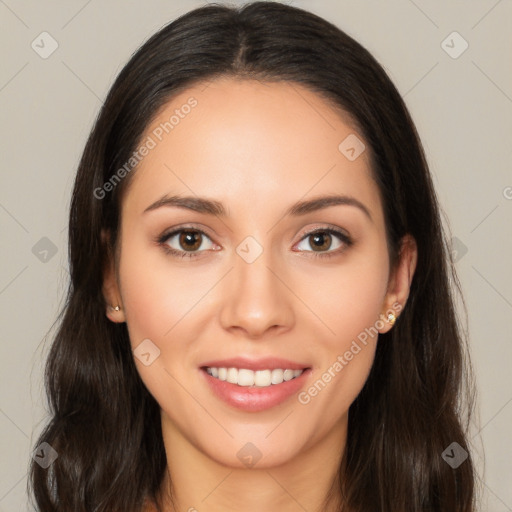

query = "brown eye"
[
  {"left": 178, "top": 230, "right": 203, "bottom": 251},
  {"left": 308, "top": 231, "right": 332, "bottom": 252},
  {"left": 160, "top": 228, "right": 215, "bottom": 257},
  {"left": 295, "top": 227, "right": 352, "bottom": 258}
]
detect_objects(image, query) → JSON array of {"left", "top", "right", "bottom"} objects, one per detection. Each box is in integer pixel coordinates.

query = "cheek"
[
  {"left": 117, "top": 234, "right": 233, "bottom": 429},
  {"left": 293, "top": 244, "right": 388, "bottom": 426},
  {"left": 118, "top": 235, "right": 211, "bottom": 350},
  {"left": 299, "top": 241, "right": 389, "bottom": 352},
  {"left": 117, "top": 238, "right": 215, "bottom": 425}
]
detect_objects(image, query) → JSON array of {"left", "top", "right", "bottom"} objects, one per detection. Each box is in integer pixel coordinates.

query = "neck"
[{"left": 156, "top": 413, "right": 347, "bottom": 512}]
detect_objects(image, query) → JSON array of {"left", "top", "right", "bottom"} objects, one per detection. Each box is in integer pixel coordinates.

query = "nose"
[{"left": 218, "top": 244, "right": 295, "bottom": 339}]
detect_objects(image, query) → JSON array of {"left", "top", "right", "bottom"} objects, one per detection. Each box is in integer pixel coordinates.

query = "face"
[{"left": 104, "top": 77, "right": 410, "bottom": 469}]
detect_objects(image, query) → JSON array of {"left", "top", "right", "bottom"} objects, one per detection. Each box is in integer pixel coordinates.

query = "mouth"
[
  {"left": 203, "top": 366, "right": 305, "bottom": 387},
  {"left": 199, "top": 357, "right": 312, "bottom": 412}
]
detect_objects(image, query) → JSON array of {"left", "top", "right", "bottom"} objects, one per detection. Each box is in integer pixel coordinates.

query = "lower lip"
[{"left": 201, "top": 368, "right": 311, "bottom": 412}]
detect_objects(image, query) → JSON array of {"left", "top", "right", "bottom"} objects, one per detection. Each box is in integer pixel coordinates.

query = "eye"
[
  {"left": 295, "top": 227, "right": 352, "bottom": 258},
  {"left": 158, "top": 227, "right": 216, "bottom": 259},
  {"left": 157, "top": 225, "right": 353, "bottom": 260}
]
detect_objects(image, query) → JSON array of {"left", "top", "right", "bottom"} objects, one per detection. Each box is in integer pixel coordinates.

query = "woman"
[{"left": 29, "top": 2, "right": 476, "bottom": 511}]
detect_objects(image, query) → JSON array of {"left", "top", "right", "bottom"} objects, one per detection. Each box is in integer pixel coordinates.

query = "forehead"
[{"left": 121, "top": 77, "right": 382, "bottom": 224}]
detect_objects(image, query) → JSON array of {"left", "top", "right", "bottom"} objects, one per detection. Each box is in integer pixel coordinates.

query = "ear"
[
  {"left": 378, "top": 234, "right": 417, "bottom": 334},
  {"left": 101, "top": 229, "right": 126, "bottom": 323}
]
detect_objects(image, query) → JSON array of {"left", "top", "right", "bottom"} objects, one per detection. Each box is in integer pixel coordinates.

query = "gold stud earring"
[{"left": 387, "top": 312, "right": 396, "bottom": 326}]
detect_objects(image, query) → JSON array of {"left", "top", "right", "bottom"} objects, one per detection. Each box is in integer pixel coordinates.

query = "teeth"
[
  {"left": 226, "top": 367, "right": 238, "bottom": 384},
  {"left": 205, "top": 367, "right": 305, "bottom": 387}
]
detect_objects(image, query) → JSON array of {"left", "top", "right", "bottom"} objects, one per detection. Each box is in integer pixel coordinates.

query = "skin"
[{"left": 102, "top": 77, "right": 417, "bottom": 512}]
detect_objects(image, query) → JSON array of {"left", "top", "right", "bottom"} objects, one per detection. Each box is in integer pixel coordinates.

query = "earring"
[
  {"left": 110, "top": 305, "right": 121, "bottom": 311},
  {"left": 386, "top": 312, "right": 396, "bottom": 326}
]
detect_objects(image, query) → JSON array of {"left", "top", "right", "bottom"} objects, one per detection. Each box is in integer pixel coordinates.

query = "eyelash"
[{"left": 156, "top": 225, "right": 353, "bottom": 260}]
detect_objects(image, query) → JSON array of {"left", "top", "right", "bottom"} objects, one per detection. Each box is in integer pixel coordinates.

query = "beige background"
[{"left": 1, "top": 0, "right": 511, "bottom": 510}]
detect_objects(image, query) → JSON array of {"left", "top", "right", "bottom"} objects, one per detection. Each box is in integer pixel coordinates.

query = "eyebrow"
[{"left": 143, "top": 193, "right": 372, "bottom": 221}]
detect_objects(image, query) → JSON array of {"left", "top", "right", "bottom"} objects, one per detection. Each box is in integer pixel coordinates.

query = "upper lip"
[{"left": 200, "top": 357, "right": 310, "bottom": 371}]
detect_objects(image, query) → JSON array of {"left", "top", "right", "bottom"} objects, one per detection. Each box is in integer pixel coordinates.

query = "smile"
[{"left": 205, "top": 367, "right": 304, "bottom": 387}]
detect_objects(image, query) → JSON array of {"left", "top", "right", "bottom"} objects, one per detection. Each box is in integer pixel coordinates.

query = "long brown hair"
[{"left": 29, "top": 2, "right": 476, "bottom": 510}]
